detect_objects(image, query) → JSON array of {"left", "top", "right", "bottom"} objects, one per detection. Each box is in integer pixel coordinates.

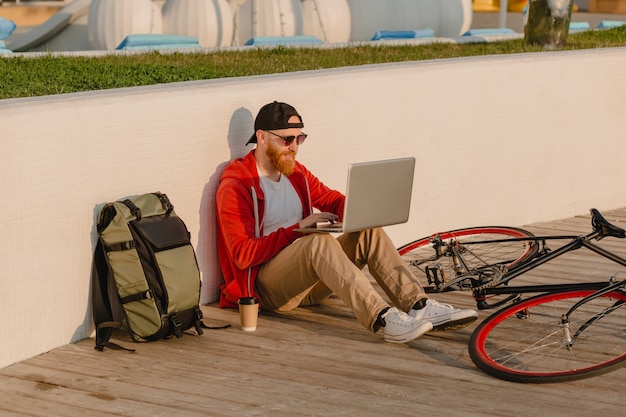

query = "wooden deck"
[{"left": 2, "top": 209, "right": 626, "bottom": 417}]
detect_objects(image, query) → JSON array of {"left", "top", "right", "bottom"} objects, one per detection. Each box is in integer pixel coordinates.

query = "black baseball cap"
[{"left": 246, "top": 101, "right": 304, "bottom": 145}]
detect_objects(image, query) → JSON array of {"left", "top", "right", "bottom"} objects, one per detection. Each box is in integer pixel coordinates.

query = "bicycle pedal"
[{"left": 426, "top": 264, "right": 445, "bottom": 288}]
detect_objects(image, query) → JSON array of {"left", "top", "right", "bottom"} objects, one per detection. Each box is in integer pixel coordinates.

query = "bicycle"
[{"left": 397, "top": 208, "right": 626, "bottom": 383}]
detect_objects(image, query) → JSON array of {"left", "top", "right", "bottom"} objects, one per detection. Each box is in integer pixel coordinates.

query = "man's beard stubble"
[{"left": 266, "top": 142, "right": 297, "bottom": 176}]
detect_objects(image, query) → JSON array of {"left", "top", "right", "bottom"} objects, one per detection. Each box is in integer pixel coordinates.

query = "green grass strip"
[{"left": 1, "top": 26, "right": 625, "bottom": 99}]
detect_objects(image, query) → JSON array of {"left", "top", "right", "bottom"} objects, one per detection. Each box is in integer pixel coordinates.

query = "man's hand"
[{"left": 298, "top": 212, "right": 339, "bottom": 229}]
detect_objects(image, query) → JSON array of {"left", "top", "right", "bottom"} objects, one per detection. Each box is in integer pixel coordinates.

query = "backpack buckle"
[{"left": 170, "top": 314, "right": 183, "bottom": 338}]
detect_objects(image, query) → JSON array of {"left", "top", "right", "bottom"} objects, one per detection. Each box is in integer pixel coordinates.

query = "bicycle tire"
[
  {"left": 398, "top": 226, "right": 539, "bottom": 290},
  {"left": 469, "top": 288, "right": 626, "bottom": 383}
]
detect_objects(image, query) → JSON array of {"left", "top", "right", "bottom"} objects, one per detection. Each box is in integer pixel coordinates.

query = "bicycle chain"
[{"left": 439, "top": 266, "right": 505, "bottom": 292}]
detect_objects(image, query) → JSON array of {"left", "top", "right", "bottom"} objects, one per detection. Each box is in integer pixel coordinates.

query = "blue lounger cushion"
[
  {"left": 116, "top": 34, "right": 200, "bottom": 50},
  {"left": 244, "top": 36, "right": 323, "bottom": 46},
  {"left": 569, "top": 22, "right": 590, "bottom": 31},
  {"left": 0, "top": 40, "right": 12, "bottom": 54},
  {"left": 463, "top": 28, "right": 517, "bottom": 36},
  {"left": 370, "top": 29, "right": 434, "bottom": 40},
  {"left": 0, "top": 18, "right": 17, "bottom": 40},
  {"left": 596, "top": 20, "right": 626, "bottom": 29}
]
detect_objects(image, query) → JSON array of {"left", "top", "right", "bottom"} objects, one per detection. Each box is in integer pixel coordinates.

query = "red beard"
[{"left": 266, "top": 142, "right": 297, "bottom": 175}]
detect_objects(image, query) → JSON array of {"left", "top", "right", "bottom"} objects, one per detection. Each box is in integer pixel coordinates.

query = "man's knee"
[{"left": 368, "top": 227, "right": 388, "bottom": 240}]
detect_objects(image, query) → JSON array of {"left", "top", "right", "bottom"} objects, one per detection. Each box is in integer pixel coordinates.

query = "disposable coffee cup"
[{"left": 238, "top": 297, "right": 259, "bottom": 332}]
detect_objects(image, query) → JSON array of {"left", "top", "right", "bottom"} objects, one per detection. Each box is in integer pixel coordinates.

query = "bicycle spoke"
[
  {"left": 469, "top": 289, "right": 626, "bottom": 383},
  {"left": 398, "top": 227, "right": 538, "bottom": 291}
]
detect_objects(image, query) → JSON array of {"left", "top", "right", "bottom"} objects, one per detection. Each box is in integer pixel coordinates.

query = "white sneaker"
[
  {"left": 382, "top": 307, "right": 433, "bottom": 344},
  {"left": 409, "top": 299, "right": 478, "bottom": 331}
]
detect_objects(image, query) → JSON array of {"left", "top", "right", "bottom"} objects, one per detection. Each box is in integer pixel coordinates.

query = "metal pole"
[
  {"left": 499, "top": 0, "right": 508, "bottom": 28},
  {"left": 251, "top": 0, "right": 257, "bottom": 38}
]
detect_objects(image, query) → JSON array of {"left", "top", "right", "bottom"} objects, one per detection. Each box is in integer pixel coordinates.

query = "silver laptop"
[{"left": 296, "top": 157, "right": 415, "bottom": 233}]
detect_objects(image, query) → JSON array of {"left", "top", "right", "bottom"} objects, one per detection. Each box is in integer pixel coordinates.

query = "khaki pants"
[{"left": 256, "top": 228, "right": 427, "bottom": 332}]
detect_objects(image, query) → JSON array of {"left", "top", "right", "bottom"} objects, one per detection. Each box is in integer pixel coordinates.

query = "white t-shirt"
[{"left": 259, "top": 173, "right": 302, "bottom": 236}]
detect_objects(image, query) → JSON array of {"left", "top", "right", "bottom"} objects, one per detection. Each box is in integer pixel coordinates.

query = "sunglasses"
[{"left": 265, "top": 130, "right": 308, "bottom": 146}]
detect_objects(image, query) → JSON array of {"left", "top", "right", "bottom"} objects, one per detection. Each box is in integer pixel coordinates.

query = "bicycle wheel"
[
  {"left": 469, "top": 288, "right": 626, "bottom": 383},
  {"left": 398, "top": 227, "right": 539, "bottom": 290}
]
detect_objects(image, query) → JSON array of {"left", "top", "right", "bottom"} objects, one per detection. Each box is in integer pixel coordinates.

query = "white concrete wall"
[{"left": 2, "top": 47, "right": 626, "bottom": 369}]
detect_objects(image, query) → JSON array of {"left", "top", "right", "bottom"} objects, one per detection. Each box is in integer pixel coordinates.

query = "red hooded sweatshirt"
[{"left": 216, "top": 150, "right": 345, "bottom": 308}]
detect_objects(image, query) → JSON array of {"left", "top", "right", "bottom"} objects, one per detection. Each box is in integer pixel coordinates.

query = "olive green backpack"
[{"left": 92, "top": 192, "right": 210, "bottom": 351}]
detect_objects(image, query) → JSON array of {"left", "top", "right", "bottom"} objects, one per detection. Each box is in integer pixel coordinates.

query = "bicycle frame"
[
  {"left": 445, "top": 209, "right": 626, "bottom": 382},
  {"left": 427, "top": 209, "right": 626, "bottom": 310},
  {"left": 475, "top": 234, "right": 626, "bottom": 309}
]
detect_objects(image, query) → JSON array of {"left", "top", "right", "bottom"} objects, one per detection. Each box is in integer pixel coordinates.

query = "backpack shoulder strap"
[
  {"left": 91, "top": 239, "right": 136, "bottom": 352},
  {"left": 92, "top": 240, "right": 117, "bottom": 350}
]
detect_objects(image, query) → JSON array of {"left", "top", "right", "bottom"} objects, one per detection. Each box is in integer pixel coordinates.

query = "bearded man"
[{"left": 215, "top": 101, "right": 476, "bottom": 344}]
